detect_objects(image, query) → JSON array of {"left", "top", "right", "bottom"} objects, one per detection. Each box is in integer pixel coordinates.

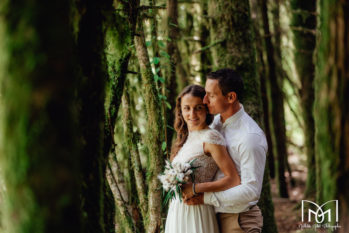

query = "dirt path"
[{"left": 271, "top": 169, "right": 307, "bottom": 233}]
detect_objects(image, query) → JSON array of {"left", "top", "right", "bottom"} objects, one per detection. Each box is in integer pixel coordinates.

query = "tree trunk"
[
  {"left": 103, "top": 7, "right": 135, "bottom": 233},
  {"left": 134, "top": 12, "right": 165, "bottom": 233},
  {"left": 166, "top": 0, "right": 180, "bottom": 154},
  {"left": 259, "top": 0, "right": 289, "bottom": 198},
  {"left": 315, "top": 0, "right": 349, "bottom": 230},
  {"left": 122, "top": 82, "right": 147, "bottom": 224},
  {"left": 290, "top": 0, "right": 316, "bottom": 198},
  {"left": 208, "top": 0, "right": 278, "bottom": 232},
  {"left": 251, "top": 0, "right": 276, "bottom": 179},
  {"left": 75, "top": 0, "right": 114, "bottom": 232},
  {"left": 0, "top": 1, "right": 81, "bottom": 232},
  {"left": 199, "top": 0, "right": 212, "bottom": 85}
]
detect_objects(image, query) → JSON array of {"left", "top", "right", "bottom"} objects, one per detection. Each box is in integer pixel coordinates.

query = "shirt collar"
[{"left": 219, "top": 104, "right": 245, "bottom": 128}]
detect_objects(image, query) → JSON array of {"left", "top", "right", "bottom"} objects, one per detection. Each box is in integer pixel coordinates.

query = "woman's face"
[{"left": 181, "top": 94, "right": 207, "bottom": 131}]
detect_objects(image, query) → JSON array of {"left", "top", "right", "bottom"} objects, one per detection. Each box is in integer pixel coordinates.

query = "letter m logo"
[{"left": 301, "top": 200, "right": 339, "bottom": 224}]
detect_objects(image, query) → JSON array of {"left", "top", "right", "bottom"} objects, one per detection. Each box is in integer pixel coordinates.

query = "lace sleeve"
[{"left": 203, "top": 129, "right": 226, "bottom": 146}]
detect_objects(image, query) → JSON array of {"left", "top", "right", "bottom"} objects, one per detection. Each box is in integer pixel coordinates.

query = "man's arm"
[{"left": 204, "top": 135, "right": 267, "bottom": 209}]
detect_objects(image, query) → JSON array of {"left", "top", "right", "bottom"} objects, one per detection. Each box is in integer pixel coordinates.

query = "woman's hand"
[{"left": 182, "top": 183, "right": 194, "bottom": 200}]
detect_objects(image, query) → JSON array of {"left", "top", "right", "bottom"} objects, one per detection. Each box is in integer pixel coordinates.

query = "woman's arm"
[{"left": 182, "top": 143, "right": 240, "bottom": 199}]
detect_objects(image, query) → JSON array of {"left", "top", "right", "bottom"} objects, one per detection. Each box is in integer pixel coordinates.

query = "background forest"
[{"left": 0, "top": 0, "right": 348, "bottom": 233}]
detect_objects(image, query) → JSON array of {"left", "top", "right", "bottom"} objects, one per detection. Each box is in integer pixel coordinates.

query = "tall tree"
[
  {"left": 250, "top": 0, "right": 276, "bottom": 179},
  {"left": 208, "top": 0, "right": 278, "bottom": 232},
  {"left": 0, "top": 1, "right": 81, "bottom": 232},
  {"left": 165, "top": 0, "right": 180, "bottom": 153},
  {"left": 103, "top": 1, "right": 135, "bottom": 232},
  {"left": 314, "top": 0, "right": 349, "bottom": 230},
  {"left": 199, "top": 0, "right": 212, "bottom": 85},
  {"left": 290, "top": 0, "right": 317, "bottom": 198},
  {"left": 121, "top": 81, "right": 147, "bottom": 232},
  {"left": 259, "top": 0, "right": 289, "bottom": 198},
  {"left": 74, "top": 0, "right": 115, "bottom": 231},
  {"left": 134, "top": 2, "right": 165, "bottom": 232}
]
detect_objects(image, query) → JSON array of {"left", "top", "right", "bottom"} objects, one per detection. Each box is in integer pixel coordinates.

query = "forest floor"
[
  {"left": 271, "top": 153, "right": 320, "bottom": 233},
  {"left": 271, "top": 173, "right": 305, "bottom": 233}
]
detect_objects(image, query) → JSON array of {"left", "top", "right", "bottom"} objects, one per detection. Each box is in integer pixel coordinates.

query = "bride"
[{"left": 164, "top": 84, "right": 240, "bottom": 233}]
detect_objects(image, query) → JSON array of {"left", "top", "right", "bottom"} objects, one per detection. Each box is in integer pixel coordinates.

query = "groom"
[{"left": 185, "top": 68, "right": 267, "bottom": 233}]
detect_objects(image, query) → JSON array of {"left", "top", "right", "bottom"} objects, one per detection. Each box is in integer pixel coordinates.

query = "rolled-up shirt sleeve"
[{"left": 204, "top": 134, "right": 267, "bottom": 213}]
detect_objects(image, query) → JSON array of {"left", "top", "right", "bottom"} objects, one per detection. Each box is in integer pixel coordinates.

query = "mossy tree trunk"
[
  {"left": 0, "top": 0, "right": 81, "bottom": 232},
  {"left": 74, "top": 0, "right": 115, "bottom": 232},
  {"left": 165, "top": 0, "right": 180, "bottom": 154},
  {"left": 134, "top": 4, "right": 165, "bottom": 233},
  {"left": 271, "top": 0, "right": 296, "bottom": 187},
  {"left": 259, "top": 0, "right": 289, "bottom": 198},
  {"left": 121, "top": 82, "right": 147, "bottom": 232},
  {"left": 199, "top": 0, "right": 212, "bottom": 85},
  {"left": 208, "top": 1, "right": 278, "bottom": 232},
  {"left": 314, "top": 0, "right": 349, "bottom": 230},
  {"left": 251, "top": 0, "right": 276, "bottom": 179},
  {"left": 103, "top": 2, "right": 135, "bottom": 232},
  {"left": 290, "top": 0, "right": 317, "bottom": 198}
]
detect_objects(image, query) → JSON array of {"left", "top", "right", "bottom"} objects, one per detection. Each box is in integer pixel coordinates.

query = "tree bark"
[
  {"left": 122, "top": 83, "right": 147, "bottom": 222},
  {"left": 166, "top": 0, "right": 180, "bottom": 154},
  {"left": 75, "top": 0, "right": 114, "bottom": 231},
  {"left": 103, "top": 3, "right": 135, "bottom": 232},
  {"left": 315, "top": 0, "right": 349, "bottom": 230},
  {"left": 290, "top": 0, "right": 316, "bottom": 198},
  {"left": 134, "top": 12, "right": 164, "bottom": 233},
  {"left": 251, "top": 1, "right": 276, "bottom": 179},
  {"left": 0, "top": 1, "right": 81, "bottom": 232},
  {"left": 199, "top": 0, "right": 212, "bottom": 85},
  {"left": 259, "top": 0, "right": 289, "bottom": 198},
  {"left": 208, "top": 0, "right": 278, "bottom": 232}
]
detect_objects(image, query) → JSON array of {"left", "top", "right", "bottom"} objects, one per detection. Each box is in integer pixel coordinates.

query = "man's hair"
[{"left": 206, "top": 68, "right": 244, "bottom": 101}]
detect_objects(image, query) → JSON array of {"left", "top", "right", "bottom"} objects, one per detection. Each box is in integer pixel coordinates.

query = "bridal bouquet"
[{"left": 158, "top": 159, "right": 198, "bottom": 205}]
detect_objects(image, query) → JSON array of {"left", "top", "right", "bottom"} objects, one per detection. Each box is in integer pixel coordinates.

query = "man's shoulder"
[
  {"left": 240, "top": 112, "right": 264, "bottom": 135},
  {"left": 210, "top": 115, "right": 222, "bottom": 130},
  {"left": 227, "top": 112, "right": 267, "bottom": 148}
]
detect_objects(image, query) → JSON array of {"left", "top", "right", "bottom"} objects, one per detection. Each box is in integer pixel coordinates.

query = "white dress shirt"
[{"left": 204, "top": 105, "right": 267, "bottom": 213}]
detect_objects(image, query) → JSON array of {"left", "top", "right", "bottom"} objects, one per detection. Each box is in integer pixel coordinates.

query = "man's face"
[{"left": 203, "top": 79, "right": 230, "bottom": 115}]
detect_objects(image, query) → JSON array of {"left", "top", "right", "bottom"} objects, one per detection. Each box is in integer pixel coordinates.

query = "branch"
[
  {"left": 181, "top": 36, "right": 203, "bottom": 43},
  {"left": 289, "top": 9, "right": 318, "bottom": 16},
  {"left": 286, "top": 139, "right": 304, "bottom": 150},
  {"left": 122, "top": 91, "right": 148, "bottom": 220},
  {"left": 283, "top": 90, "right": 304, "bottom": 130},
  {"left": 127, "top": 70, "right": 139, "bottom": 75},
  {"left": 194, "top": 39, "right": 225, "bottom": 54},
  {"left": 178, "top": 0, "right": 201, "bottom": 3},
  {"left": 138, "top": 5, "right": 166, "bottom": 10},
  {"left": 281, "top": 68, "right": 301, "bottom": 97},
  {"left": 107, "top": 160, "right": 135, "bottom": 233},
  {"left": 290, "top": 26, "right": 317, "bottom": 35}
]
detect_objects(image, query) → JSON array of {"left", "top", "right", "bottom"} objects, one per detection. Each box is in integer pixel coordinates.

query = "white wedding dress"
[{"left": 164, "top": 128, "right": 226, "bottom": 233}]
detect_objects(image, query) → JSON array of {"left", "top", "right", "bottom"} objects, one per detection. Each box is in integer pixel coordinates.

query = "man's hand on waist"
[{"left": 184, "top": 193, "right": 204, "bottom": 205}]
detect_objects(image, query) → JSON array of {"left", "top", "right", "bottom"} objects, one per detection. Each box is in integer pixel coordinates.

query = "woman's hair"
[{"left": 170, "top": 84, "right": 214, "bottom": 161}]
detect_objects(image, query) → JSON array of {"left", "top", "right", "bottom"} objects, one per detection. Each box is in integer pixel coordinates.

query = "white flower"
[
  {"left": 184, "top": 170, "right": 193, "bottom": 176},
  {"left": 158, "top": 159, "right": 198, "bottom": 204},
  {"left": 163, "top": 183, "right": 170, "bottom": 191},
  {"left": 173, "top": 163, "right": 183, "bottom": 173},
  {"left": 165, "top": 160, "right": 172, "bottom": 169},
  {"left": 184, "top": 162, "right": 191, "bottom": 170},
  {"left": 177, "top": 173, "right": 184, "bottom": 182}
]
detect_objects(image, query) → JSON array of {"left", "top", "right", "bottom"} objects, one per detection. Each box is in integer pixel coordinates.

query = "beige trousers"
[{"left": 217, "top": 205, "right": 263, "bottom": 233}]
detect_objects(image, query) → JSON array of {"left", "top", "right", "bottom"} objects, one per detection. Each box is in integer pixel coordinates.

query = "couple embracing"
[{"left": 164, "top": 68, "right": 267, "bottom": 233}]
